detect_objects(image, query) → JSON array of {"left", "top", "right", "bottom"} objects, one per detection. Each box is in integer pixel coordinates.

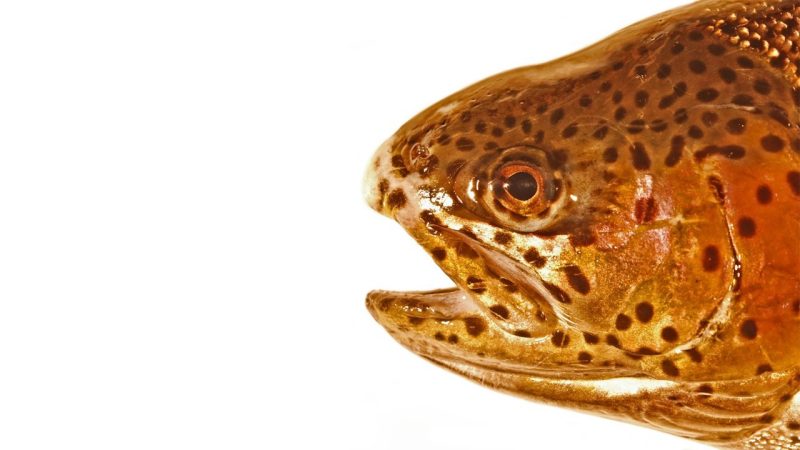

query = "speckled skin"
[{"left": 364, "top": 1, "right": 800, "bottom": 448}]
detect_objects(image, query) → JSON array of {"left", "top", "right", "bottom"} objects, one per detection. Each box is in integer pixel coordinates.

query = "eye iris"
[{"left": 505, "top": 171, "right": 538, "bottom": 201}]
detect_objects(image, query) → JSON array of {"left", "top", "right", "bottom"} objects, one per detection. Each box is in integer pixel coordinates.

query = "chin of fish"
[{"left": 363, "top": 1, "right": 800, "bottom": 448}]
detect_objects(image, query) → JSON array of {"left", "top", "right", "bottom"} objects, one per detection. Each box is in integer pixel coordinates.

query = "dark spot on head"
[
  {"left": 431, "top": 247, "right": 447, "bottom": 261},
  {"left": 378, "top": 178, "right": 389, "bottom": 196},
  {"left": 563, "top": 265, "right": 590, "bottom": 295},
  {"left": 697, "top": 384, "right": 713, "bottom": 396},
  {"left": 688, "top": 125, "right": 704, "bottom": 139},
  {"left": 718, "top": 67, "right": 736, "bottom": 83},
  {"left": 578, "top": 352, "right": 592, "bottom": 364},
  {"left": 635, "top": 90, "right": 649, "bottom": 107},
  {"left": 761, "top": 134, "right": 785, "bottom": 152},
  {"left": 489, "top": 304, "right": 510, "bottom": 320},
  {"left": 688, "top": 30, "right": 704, "bottom": 41},
  {"left": 697, "top": 88, "right": 719, "bottom": 102},
  {"left": 662, "top": 360, "right": 680, "bottom": 377},
  {"left": 523, "top": 248, "right": 547, "bottom": 268},
  {"left": 579, "top": 95, "right": 592, "bottom": 107},
  {"left": 504, "top": 116, "right": 516, "bottom": 128},
  {"left": 615, "top": 314, "right": 632, "bottom": 331},
  {"left": 551, "top": 330, "right": 570, "bottom": 347},
  {"left": 630, "top": 142, "right": 650, "bottom": 170},
  {"left": 756, "top": 364, "right": 773, "bottom": 375},
  {"left": 708, "top": 175, "right": 725, "bottom": 201},
  {"left": 702, "top": 245, "right": 720, "bottom": 271},
  {"left": 650, "top": 119, "right": 668, "bottom": 132},
  {"left": 561, "top": 123, "right": 578, "bottom": 139},
  {"left": 754, "top": 79, "right": 771, "bottom": 95},
  {"left": 788, "top": 171, "right": 800, "bottom": 195},
  {"left": 612, "top": 90, "right": 623, "bottom": 103},
  {"left": 635, "top": 197, "right": 657, "bottom": 223},
  {"left": 491, "top": 127, "right": 504, "bottom": 138},
  {"left": 606, "top": 334, "right": 621, "bottom": 348},
  {"left": 600, "top": 81, "right": 612, "bottom": 92},
  {"left": 695, "top": 144, "right": 745, "bottom": 161},
  {"left": 603, "top": 147, "right": 618, "bottom": 163},
  {"left": 536, "top": 103, "right": 549, "bottom": 114},
  {"left": 725, "top": 118, "right": 747, "bottom": 135},
  {"left": 614, "top": 106, "right": 627, "bottom": 121},
  {"left": 459, "top": 111, "right": 472, "bottom": 123},
  {"left": 387, "top": 189, "right": 407, "bottom": 209},
  {"left": 408, "top": 316, "right": 424, "bottom": 325},
  {"left": 737, "top": 56, "right": 754, "bottom": 68},
  {"left": 494, "top": 232, "right": 512, "bottom": 246},
  {"left": 593, "top": 125, "right": 609, "bottom": 140},
  {"left": 760, "top": 414, "right": 774, "bottom": 424},
  {"left": 787, "top": 421, "right": 800, "bottom": 431},
  {"left": 448, "top": 334, "right": 459, "bottom": 344},
  {"left": 583, "top": 332, "right": 599, "bottom": 344},
  {"left": 732, "top": 94, "right": 754, "bottom": 106},
  {"left": 656, "top": 64, "right": 671, "bottom": 79},
  {"left": 521, "top": 119, "right": 532, "bottom": 134},
  {"left": 513, "top": 330, "right": 531, "bottom": 338},
  {"left": 658, "top": 94, "right": 677, "bottom": 109},
  {"left": 701, "top": 111, "right": 718, "bottom": 127},
  {"left": 455, "top": 137, "right": 475, "bottom": 151},
  {"left": 686, "top": 348, "right": 703, "bottom": 363},
  {"left": 544, "top": 282, "right": 572, "bottom": 304},
  {"left": 673, "top": 82, "right": 687, "bottom": 97},
  {"left": 689, "top": 60, "right": 706, "bottom": 74},
  {"left": 756, "top": 185, "right": 772, "bottom": 204},
  {"left": 661, "top": 326, "right": 678, "bottom": 342},
  {"left": 550, "top": 108, "right": 564, "bottom": 124},
  {"left": 674, "top": 108, "right": 688, "bottom": 124},
  {"left": 665, "top": 135, "right": 684, "bottom": 167},
  {"left": 474, "top": 121, "right": 486, "bottom": 133},
  {"left": 671, "top": 41, "right": 684, "bottom": 54},
  {"left": 738, "top": 217, "right": 756, "bottom": 238},
  {"left": 635, "top": 302, "right": 654, "bottom": 323},
  {"left": 463, "top": 317, "right": 486, "bottom": 336},
  {"left": 434, "top": 332, "right": 445, "bottom": 341},
  {"left": 740, "top": 319, "right": 757, "bottom": 339}
]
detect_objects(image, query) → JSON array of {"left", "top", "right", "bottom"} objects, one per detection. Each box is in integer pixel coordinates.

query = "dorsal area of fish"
[{"left": 364, "top": 1, "right": 800, "bottom": 449}]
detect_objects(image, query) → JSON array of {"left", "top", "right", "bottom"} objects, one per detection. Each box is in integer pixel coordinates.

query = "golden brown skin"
[{"left": 363, "top": 1, "right": 800, "bottom": 448}]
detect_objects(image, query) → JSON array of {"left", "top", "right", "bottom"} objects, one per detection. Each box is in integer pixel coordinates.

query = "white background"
[{"left": 0, "top": 1, "right": 710, "bottom": 449}]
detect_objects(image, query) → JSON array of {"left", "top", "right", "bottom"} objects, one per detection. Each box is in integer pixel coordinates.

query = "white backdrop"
[{"left": 1, "top": 1, "right": 709, "bottom": 449}]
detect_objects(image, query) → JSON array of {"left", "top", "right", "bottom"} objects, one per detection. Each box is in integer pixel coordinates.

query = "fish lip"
[
  {"left": 427, "top": 223, "right": 575, "bottom": 332},
  {"left": 422, "top": 353, "right": 642, "bottom": 381},
  {"left": 365, "top": 286, "right": 480, "bottom": 323}
]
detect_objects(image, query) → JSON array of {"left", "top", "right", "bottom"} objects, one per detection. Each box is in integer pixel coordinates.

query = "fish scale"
[{"left": 364, "top": 1, "right": 800, "bottom": 448}]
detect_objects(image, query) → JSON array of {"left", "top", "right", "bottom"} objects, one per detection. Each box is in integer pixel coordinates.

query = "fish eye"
[
  {"left": 491, "top": 162, "right": 549, "bottom": 218},
  {"left": 452, "top": 147, "right": 565, "bottom": 233},
  {"left": 500, "top": 164, "right": 541, "bottom": 202}
]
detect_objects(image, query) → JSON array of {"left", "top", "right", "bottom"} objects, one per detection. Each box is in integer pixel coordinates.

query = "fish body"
[{"left": 364, "top": 1, "right": 800, "bottom": 448}]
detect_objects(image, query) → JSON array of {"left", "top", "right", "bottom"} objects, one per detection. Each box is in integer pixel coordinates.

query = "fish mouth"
[
  {"left": 364, "top": 222, "right": 639, "bottom": 381},
  {"left": 365, "top": 286, "right": 638, "bottom": 380}
]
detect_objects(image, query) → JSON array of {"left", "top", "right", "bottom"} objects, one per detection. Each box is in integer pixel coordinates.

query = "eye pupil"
[{"left": 505, "top": 171, "right": 538, "bottom": 201}]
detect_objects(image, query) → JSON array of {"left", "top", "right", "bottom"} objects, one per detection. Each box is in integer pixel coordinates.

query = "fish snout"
[{"left": 362, "top": 135, "right": 398, "bottom": 215}]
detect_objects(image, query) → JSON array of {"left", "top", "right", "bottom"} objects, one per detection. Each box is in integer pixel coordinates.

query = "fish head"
[
  {"left": 363, "top": 0, "right": 800, "bottom": 443},
  {"left": 363, "top": 58, "right": 735, "bottom": 383}
]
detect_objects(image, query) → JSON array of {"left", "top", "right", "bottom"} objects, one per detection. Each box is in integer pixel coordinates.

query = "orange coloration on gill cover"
[{"left": 364, "top": 1, "right": 800, "bottom": 448}]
